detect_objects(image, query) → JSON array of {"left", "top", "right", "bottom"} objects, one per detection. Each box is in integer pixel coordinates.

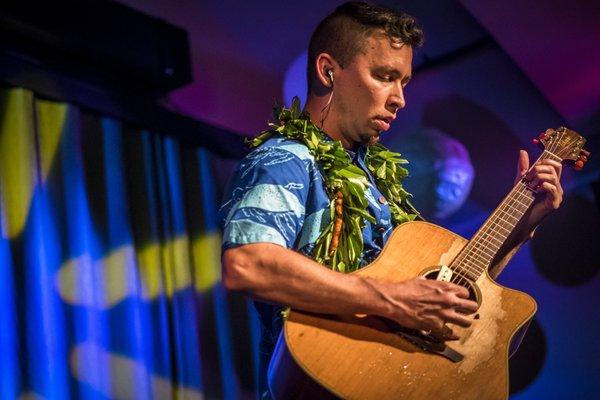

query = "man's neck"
[{"left": 304, "top": 93, "right": 353, "bottom": 150}]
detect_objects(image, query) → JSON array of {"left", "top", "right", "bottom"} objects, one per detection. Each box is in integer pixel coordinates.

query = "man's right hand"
[
  {"left": 223, "top": 243, "right": 479, "bottom": 342},
  {"left": 367, "top": 277, "right": 479, "bottom": 341}
]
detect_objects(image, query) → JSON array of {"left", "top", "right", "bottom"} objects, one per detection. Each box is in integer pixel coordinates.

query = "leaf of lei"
[{"left": 247, "top": 97, "right": 419, "bottom": 272}]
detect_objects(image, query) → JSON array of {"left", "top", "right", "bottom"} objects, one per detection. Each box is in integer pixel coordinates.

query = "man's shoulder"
[
  {"left": 228, "top": 136, "right": 319, "bottom": 190},
  {"left": 249, "top": 136, "right": 316, "bottom": 164}
]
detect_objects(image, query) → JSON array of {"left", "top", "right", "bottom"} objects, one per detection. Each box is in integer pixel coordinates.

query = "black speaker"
[{"left": 0, "top": 0, "right": 192, "bottom": 95}]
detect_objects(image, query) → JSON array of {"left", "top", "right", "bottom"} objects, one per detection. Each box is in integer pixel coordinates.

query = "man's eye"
[{"left": 378, "top": 75, "right": 392, "bottom": 82}]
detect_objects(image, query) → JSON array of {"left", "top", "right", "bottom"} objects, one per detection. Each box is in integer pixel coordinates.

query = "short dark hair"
[{"left": 307, "top": 1, "right": 424, "bottom": 93}]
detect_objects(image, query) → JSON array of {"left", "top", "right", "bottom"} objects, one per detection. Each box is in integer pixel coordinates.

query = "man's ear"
[{"left": 315, "top": 53, "right": 338, "bottom": 88}]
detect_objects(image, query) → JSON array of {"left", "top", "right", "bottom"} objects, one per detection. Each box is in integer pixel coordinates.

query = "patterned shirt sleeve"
[{"left": 219, "top": 144, "right": 310, "bottom": 250}]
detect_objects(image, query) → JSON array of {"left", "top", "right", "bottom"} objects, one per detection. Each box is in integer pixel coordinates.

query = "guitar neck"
[{"left": 449, "top": 150, "right": 562, "bottom": 281}]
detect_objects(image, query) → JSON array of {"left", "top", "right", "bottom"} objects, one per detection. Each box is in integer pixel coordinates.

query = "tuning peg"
[
  {"left": 574, "top": 160, "right": 585, "bottom": 170},
  {"left": 532, "top": 137, "right": 545, "bottom": 148},
  {"left": 581, "top": 150, "right": 591, "bottom": 157},
  {"left": 539, "top": 132, "right": 547, "bottom": 140},
  {"left": 579, "top": 155, "right": 588, "bottom": 162}
]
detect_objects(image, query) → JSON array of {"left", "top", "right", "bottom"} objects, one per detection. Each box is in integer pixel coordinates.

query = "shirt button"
[{"left": 378, "top": 195, "right": 387, "bottom": 204}]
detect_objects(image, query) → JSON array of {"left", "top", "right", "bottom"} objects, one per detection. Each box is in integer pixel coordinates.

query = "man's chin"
[
  {"left": 366, "top": 134, "right": 380, "bottom": 146},
  {"left": 354, "top": 130, "right": 380, "bottom": 147}
]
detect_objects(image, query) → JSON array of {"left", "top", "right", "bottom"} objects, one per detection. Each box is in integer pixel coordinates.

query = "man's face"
[{"left": 328, "top": 31, "right": 413, "bottom": 149}]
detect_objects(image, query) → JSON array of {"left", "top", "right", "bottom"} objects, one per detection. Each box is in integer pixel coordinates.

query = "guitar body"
[{"left": 268, "top": 221, "right": 537, "bottom": 399}]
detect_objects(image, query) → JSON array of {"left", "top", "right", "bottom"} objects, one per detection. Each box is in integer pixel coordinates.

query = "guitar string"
[
  {"left": 448, "top": 191, "right": 526, "bottom": 287},
  {"left": 450, "top": 184, "right": 533, "bottom": 285},
  {"left": 454, "top": 171, "right": 539, "bottom": 276},
  {"left": 453, "top": 182, "right": 533, "bottom": 278},
  {"left": 450, "top": 178, "right": 537, "bottom": 283},
  {"left": 453, "top": 129, "right": 568, "bottom": 281},
  {"left": 451, "top": 131, "right": 569, "bottom": 286},
  {"left": 448, "top": 131, "right": 569, "bottom": 288},
  {"left": 459, "top": 131, "right": 571, "bottom": 282},
  {"left": 450, "top": 136, "right": 567, "bottom": 284},
  {"left": 448, "top": 183, "right": 533, "bottom": 287}
]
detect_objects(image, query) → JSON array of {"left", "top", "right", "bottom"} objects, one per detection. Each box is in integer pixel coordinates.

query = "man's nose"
[{"left": 388, "top": 84, "right": 406, "bottom": 112}]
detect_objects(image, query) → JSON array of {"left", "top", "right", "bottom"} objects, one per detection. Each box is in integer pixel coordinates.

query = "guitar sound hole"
[{"left": 423, "top": 268, "right": 480, "bottom": 307}]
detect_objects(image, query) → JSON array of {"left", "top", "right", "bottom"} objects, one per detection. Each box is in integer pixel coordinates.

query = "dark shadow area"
[
  {"left": 509, "top": 317, "right": 546, "bottom": 394},
  {"left": 80, "top": 110, "right": 108, "bottom": 245},
  {"left": 195, "top": 288, "right": 224, "bottom": 399},
  {"left": 227, "top": 291, "right": 257, "bottom": 396},
  {"left": 531, "top": 194, "right": 600, "bottom": 286}
]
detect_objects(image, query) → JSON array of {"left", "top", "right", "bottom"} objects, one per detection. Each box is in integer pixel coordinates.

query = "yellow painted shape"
[
  {"left": 0, "top": 88, "right": 36, "bottom": 239},
  {"left": 35, "top": 98, "right": 68, "bottom": 183},
  {"left": 135, "top": 231, "right": 222, "bottom": 298},
  {"left": 192, "top": 232, "right": 221, "bottom": 292},
  {"left": 56, "top": 246, "right": 138, "bottom": 309},
  {"left": 0, "top": 88, "right": 66, "bottom": 239},
  {"left": 56, "top": 233, "right": 221, "bottom": 308},
  {"left": 161, "top": 235, "right": 193, "bottom": 297},
  {"left": 136, "top": 241, "right": 166, "bottom": 300},
  {"left": 135, "top": 235, "right": 208, "bottom": 299}
]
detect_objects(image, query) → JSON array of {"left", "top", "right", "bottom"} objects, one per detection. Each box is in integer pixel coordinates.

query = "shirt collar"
[
  {"left": 321, "top": 133, "right": 369, "bottom": 164},
  {"left": 348, "top": 145, "right": 369, "bottom": 165}
]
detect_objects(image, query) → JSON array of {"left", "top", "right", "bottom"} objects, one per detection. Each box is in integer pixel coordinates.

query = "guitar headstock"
[{"left": 532, "top": 127, "right": 589, "bottom": 170}]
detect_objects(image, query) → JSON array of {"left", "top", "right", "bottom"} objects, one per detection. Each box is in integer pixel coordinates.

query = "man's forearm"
[
  {"left": 222, "top": 242, "right": 392, "bottom": 318},
  {"left": 222, "top": 242, "right": 479, "bottom": 336}
]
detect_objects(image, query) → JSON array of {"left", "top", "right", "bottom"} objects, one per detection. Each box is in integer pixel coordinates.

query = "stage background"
[{"left": 1, "top": 0, "right": 599, "bottom": 399}]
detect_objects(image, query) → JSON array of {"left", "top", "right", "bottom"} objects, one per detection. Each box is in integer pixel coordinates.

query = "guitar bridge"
[
  {"left": 396, "top": 330, "right": 464, "bottom": 363},
  {"left": 379, "top": 317, "right": 464, "bottom": 363}
]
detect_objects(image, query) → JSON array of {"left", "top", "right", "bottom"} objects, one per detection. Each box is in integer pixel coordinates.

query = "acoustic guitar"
[{"left": 268, "top": 127, "right": 589, "bottom": 399}]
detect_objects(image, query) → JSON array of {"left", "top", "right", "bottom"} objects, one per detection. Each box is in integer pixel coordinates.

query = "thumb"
[{"left": 515, "top": 150, "right": 529, "bottom": 182}]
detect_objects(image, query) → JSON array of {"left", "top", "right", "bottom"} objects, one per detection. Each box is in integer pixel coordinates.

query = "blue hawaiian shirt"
[{"left": 219, "top": 136, "right": 394, "bottom": 398}]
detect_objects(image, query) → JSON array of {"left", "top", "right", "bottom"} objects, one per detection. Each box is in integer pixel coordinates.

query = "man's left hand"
[{"left": 515, "top": 149, "right": 564, "bottom": 231}]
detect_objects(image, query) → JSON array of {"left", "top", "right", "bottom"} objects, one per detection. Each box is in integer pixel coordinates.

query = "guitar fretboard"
[{"left": 449, "top": 150, "right": 562, "bottom": 282}]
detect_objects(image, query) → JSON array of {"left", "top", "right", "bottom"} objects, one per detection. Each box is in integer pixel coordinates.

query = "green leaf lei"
[{"left": 248, "top": 97, "right": 419, "bottom": 272}]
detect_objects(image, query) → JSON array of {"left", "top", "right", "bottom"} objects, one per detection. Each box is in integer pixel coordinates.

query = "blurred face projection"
[{"left": 398, "top": 128, "right": 475, "bottom": 219}]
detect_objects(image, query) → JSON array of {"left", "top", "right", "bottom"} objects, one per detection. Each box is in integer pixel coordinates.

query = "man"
[{"left": 219, "top": 2, "right": 563, "bottom": 398}]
